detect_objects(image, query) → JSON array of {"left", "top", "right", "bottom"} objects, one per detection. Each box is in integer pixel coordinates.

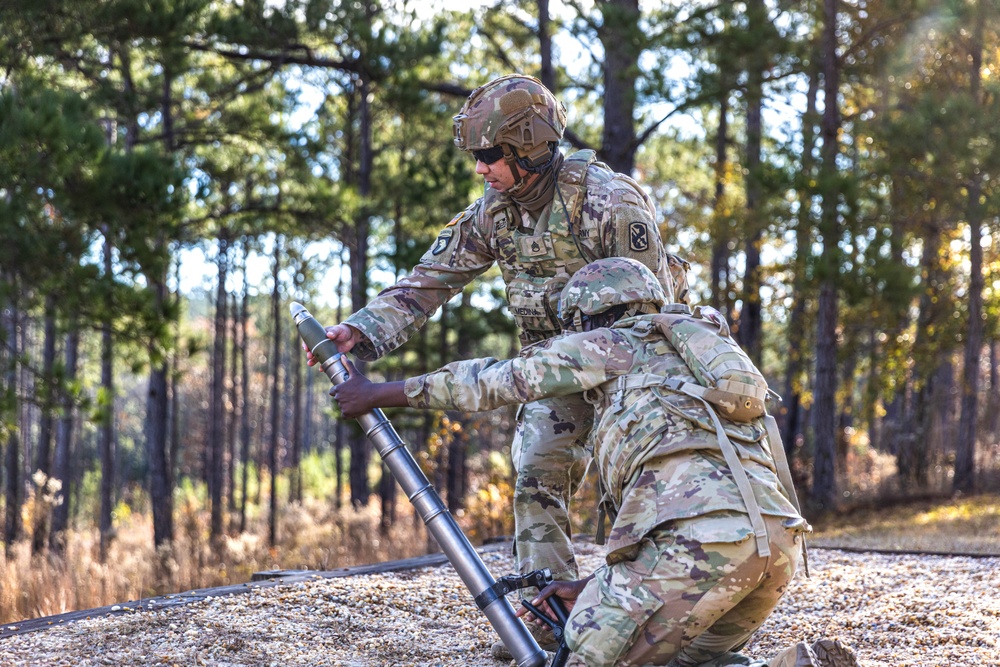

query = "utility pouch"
[
  {"left": 650, "top": 305, "right": 770, "bottom": 422},
  {"left": 506, "top": 273, "right": 566, "bottom": 341}
]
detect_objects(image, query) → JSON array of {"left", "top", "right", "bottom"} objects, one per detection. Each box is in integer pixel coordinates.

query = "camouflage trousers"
[
  {"left": 564, "top": 512, "right": 803, "bottom": 666},
  {"left": 511, "top": 392, "right": 593, "bottom": 586}
]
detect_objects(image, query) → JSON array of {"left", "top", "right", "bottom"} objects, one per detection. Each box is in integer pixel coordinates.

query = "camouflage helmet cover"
[
  {"left": 453, "top": 74, "right": 567, "bottom": 163},
  {"left": 559, "top": 258, "right": 667, "bottom": 330}
]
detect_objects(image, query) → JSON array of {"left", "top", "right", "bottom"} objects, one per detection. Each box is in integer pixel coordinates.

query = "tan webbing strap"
[
  {"left": 763, "top": 415, "right": 799, "bottom": 513},
  {"left": 611, "top": 372, "right": 776, "bottom": 559},
  {"left": 694, "top": 395, "right": 770, "bottom": 559},
  {"left": 715, "top": 379, "right": 770, "bottom": 402},
  {"left": 763, "top": 414, "right": 810, "bottom": 576}
]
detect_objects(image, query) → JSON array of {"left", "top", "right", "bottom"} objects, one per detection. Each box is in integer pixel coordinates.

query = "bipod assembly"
[{"left": 480, "top": 569, "right": 572, "bottom": 667}]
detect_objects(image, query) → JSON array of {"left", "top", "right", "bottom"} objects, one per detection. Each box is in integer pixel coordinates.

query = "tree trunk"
[
  {"left": 836, "top": 342, "right": 859, "bottom": 478},
  {"left": 226, "top": 290, "right": 239, "bottom": 520},
  {"left": 239, "top": 243, "right": 252, "bottom": 533},
  {"left": 333, "top": 247, "right": 346, "bottom": 512},
  {"left": 537, "top": 0, "right": 555, "bottom": 92},
  {"left": 809, "top": 0, "right": 841, "bottom": 512},
  {"left": 954, "top": 0, "right": 985, "bottom": 494},
  {"left": 710, "top": 90, "right": 731, "bottom": 314},
  {"left": 168, "top": 255, "right": 182, "bottom": 500},
  {"left": 210, "top": 233, "right": 229, "bottom": 543},
  {"left": 3, "top": 280, "right": 22, "bottom": 555},
  {"left": 901, "top": 226, "right": 944, "bottom": 488},
  {"left": 98, "top": 230, "right": 117, "bottom": 560},
  {"left": 989, "top": 340, "right": 1000, "bottom": 440},
  {"left": 736, "top": 0, "right": 767, "bottom": 365},
  {"left": 780, "top": 54, "right": 820, "bottom": 458},
  {"left": 289, "top": 266, "right": 303, "bottom": 505},
  {"left": 31, "top": 294, "right": 58, "bottom": 555},
  {"left": 49, "top": 317, "right": 79, "bottom": 554},
  {"left": 348, "top": 73, "right": 373, "bottom": 510},
  {"left": 268, "top": 237, "right": 283, "bottom": 546},
  {"left": 146, "top": 276, "right": 174, "bottom": 550},
  {"left": 597, "top": 0, "right": 641, "bottom": 173},
  {"left": 864, "top": 328, "right": 882, "bottom": 454}
]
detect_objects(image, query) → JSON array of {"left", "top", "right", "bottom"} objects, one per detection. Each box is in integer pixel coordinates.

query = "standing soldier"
[
  {"left": 310, "top": 72, "right": 689, "bottom": 646},
  {"left": 331, "top": 258, "right": 860, "bottom": 667}
]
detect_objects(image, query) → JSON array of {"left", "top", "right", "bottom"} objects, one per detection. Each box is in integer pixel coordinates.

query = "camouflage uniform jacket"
[
  {"left": 345, "top": 151, "right": 690, "bottom": 361},
  {"left": 404, "top": 315, "right": 801, "bottom": 563}
]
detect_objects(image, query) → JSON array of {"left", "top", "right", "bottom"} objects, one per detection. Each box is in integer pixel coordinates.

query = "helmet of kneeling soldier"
[{"left": 559, "top": 258, "right": 667, "bottom": 332}]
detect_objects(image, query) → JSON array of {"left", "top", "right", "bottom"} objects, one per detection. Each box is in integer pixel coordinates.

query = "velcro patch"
[
  {"left": 629, "top": 221, "right": 650, "bottom": 252},
  {"left": 516, "top": 234, "right": 555, "bottom": 260},
  {"left": 431, "top": 228, "right": 454, "bottom": 255},
  {"left": 615, "top": 209, "right": 660, "bottom": 273}
]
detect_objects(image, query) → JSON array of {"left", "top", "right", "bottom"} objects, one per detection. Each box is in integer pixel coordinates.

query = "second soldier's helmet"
[
  {"left": 452, "top": 74, "right": 567, "bottom": 169},
  {"left": 559, "top": 258, "right": 667, "bottom": 332}
]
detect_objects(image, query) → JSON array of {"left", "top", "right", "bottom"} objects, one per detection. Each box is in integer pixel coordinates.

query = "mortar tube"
[{"left": 290, "top": 302, "right": 546, "bottom": 667}]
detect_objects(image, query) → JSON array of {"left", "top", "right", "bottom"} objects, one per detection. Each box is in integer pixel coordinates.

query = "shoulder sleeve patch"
[
  {"left": 419, "top": 205, "right": 476, "bottom": 265},
  {"left": 613, "top": 207, "right": 661, "bottom": 274}
]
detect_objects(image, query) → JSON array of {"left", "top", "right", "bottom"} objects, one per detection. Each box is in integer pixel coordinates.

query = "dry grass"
[
  {"left": 0, "top": 495, "right": 446, "bottom": 626},
  {"left": 809, "top": 494, "right": 1000, "bottom": 555},
  {"left": 3, "top": 446, "right": 998, "bottom": 629}
]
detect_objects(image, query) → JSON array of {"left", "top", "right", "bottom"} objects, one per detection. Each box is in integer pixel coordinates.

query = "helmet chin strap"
[{"left": 501, "top": 144, "right": 531, "bottom": 194}]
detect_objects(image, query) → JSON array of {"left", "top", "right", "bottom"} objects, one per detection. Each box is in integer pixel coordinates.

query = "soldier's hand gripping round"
[{"left": 328, "top": 357, "right": 407, "bottom": 419}]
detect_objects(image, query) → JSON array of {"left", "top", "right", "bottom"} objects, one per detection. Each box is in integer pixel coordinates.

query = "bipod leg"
[{"left": 520, "top": 596, "right": 571, "bottom": 667}]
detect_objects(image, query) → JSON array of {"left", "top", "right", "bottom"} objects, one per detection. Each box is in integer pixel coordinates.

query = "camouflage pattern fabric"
[
  {"left": 404, "top": 318, "right": 806, "bottom": 664},
  {"left": 651, "top": 306, "right": 770, "bottom": 423},
  {"left": 452, "top": 74, "right": 566, "bottom": 156},
  {"left": 404, "top": 317, "right": 801, "bottom": 559},
  {"left": 345, "top": 151, "right": 688, "bottom": 589},
  {"left": 564, "top": 511, "right": 802, "bottom": 667},
  {"left": 558, "top": 256, "right": 667, "bottom": 330},
  {"left": 510, "top": 393, "right": 593, "bottom": 583},
  {"left": 344, "top": 153, "right": 680, "bottom": 358}
]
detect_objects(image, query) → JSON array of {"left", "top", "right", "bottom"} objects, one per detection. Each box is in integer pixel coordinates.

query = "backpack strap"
[
  {"left": 763, "top": 414, "right": 811, "bottom": 576},
  {"left": 692, "top": 395, "right": 771, "bottom": 559},
  {"left": 555, "top": 150, "right": 598, "bottom": 262},
  {"left": 608, "top": 372, "right": 771, "bottom": 558}
]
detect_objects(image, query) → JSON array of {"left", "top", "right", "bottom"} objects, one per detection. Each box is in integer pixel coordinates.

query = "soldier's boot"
[
  {"left": 811, "top": 639, "right": 860, "bottom": 667},
  {"left": 767, "top": 641, "right": 821, "bottom": 667}
]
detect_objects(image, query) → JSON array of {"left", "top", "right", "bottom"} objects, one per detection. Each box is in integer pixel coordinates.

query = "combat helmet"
[
  {"left": 559, "top": 258, "right": 667, "bottom": 332},
  {"left": 453, "top": 74, "right": 567, "bottom": 180}
]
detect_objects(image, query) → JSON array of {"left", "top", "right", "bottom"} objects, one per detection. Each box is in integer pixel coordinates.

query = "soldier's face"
[
  {"left": 475, "top": 155, "right": 537, "bottom": 193},
  {"left": 475, "top": 154, "right": 515, "bottom": 191}
]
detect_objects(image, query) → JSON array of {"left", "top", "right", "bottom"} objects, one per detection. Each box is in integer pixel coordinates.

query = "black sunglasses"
[{"left": 472, "top": 145, "right": 505, "bottom": 164}]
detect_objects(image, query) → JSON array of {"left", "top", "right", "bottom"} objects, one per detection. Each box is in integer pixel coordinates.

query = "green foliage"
[
  {"left": 297, "top": 450, "right": 342, "bottom": 500},
  {"left": 3, "top": 0, "right": 1000, "bottom": 572}
]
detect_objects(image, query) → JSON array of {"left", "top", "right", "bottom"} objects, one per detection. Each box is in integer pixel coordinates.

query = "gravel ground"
[{"left": 0, "top": 542, "right": 997, "bottom": 666}]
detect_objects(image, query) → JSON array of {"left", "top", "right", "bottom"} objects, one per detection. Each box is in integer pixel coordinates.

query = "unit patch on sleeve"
[
  {"left": 629, "top": 220, "right": 650, "bottom": 252},
  {"left": 431, "top": 228, "right": 455, "bottom": 255}
]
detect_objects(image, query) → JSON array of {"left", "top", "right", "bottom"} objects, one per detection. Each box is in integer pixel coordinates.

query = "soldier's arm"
[
  {"left": 343, "top": 202, "right": 496, "bottom": 361},
  {"left": 402, "top": 328, "right": 634, "bottom": 412},
  {"left": 598, "top": 177, "right": 691, "bottom": 304}
]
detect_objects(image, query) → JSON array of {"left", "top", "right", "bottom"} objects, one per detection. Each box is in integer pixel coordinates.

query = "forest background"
[{"left": 2, "top": 0, "right": 1000, "bottom": 626}]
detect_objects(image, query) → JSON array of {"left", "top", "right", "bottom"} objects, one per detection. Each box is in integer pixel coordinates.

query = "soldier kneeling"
[{"left": 332, "top": 258, "right": 861, "bottom": 667}]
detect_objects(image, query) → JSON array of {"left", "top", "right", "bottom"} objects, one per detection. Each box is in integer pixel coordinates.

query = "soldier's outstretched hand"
[
  {"left": 329, "top": 357, "right": 409, "bottom": 419},
  {"left": 329, "top": 357, "right": 373, "bottom": 419},
  {"left": 305, "top": 323, "right": 362, "bottom": 366}
]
